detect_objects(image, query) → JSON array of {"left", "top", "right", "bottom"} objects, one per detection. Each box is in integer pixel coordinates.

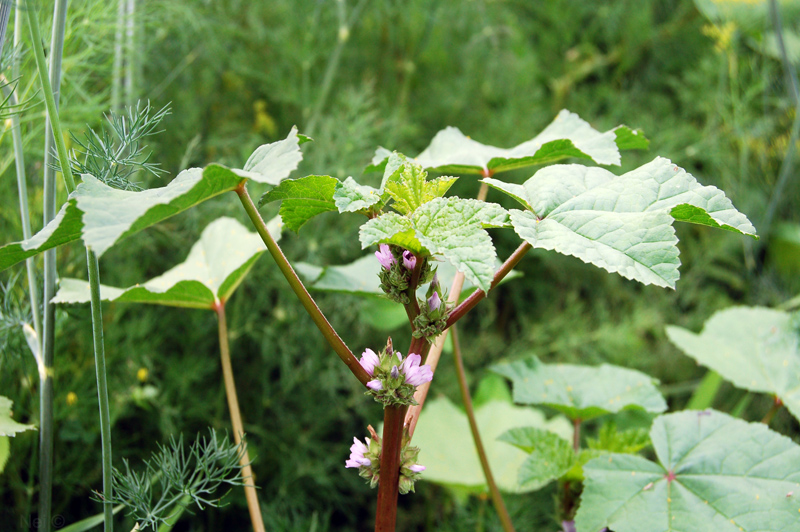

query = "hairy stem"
[
  {"left": 374, "top": 405, "right": 406, "bottom": 532},
  {"left": 451, "top": 325, "right": 516, "bottom": 532},
  {"left": 235, "top": 183, "right": 370, "bottom": 385},
  {"left": 214, "top": 302, "right": 265, "bottom": 532}
]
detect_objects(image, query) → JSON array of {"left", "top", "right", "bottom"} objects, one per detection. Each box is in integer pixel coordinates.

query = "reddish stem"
[{"left": 374, "top": 405, "right": 407, "bottom": 532}]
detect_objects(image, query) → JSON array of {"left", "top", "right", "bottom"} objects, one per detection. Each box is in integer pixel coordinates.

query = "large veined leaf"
[
  {"left": 666, "top": 307, "right": 800, "bottom": 422},
  {"left": 575, "top": 410, "right": 800, "bottom": 532},
  {"left": 498, "top": 427, "right": 575, "bottom": 488},
  {"left": 486, "top": 157, "right": 757, "bottom": 288},
  {"left": 491, "top": 355, "right": 667, "bottom": 420},
  {"left": 258, "top": 175, "right": 339, "bottom": 232},
  {"left": 0, "top": 128, "right": 304, "bottom": 272},
  {"left": 51, "top": 216, "right": 279, "bottom": 309},
  {"left": 368, "top": 110, "right": 648, "bottom": 175},
  {"left": 0, "top": 396, "right": 35, "bottom": 437},
  {"left": 294, "top": 253, "right": 521, "bottom": 298},
  {"left": 412, "top": 394, "right": 573, "bottom": 493},
  {"left": 359, "top": 197, "right": 509, "bottom": 292}
]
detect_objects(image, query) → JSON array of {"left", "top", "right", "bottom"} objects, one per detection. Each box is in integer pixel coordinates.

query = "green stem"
[
  {"left": 124, "top": 0, "right": 136, "bottom": 107},
  {"left": 112, "top": 0, "right": 126, "bottom": 111},
  {"left": 28, "top": 5, "right": 113, "bottom": 531},
  {"left": 451, "top": 326, "right": 516, "bottom": 532},
  {"left": 86, "top": 248, "right": 114, "bottom": 530},
  {"left": 761, "top": 396, "right": 783, "bottom": 425},
  {"left": 374, "top": 405, "right": 406, "bottom": 532},
  {"left": 235, "top": 183, "right": 370, "bottom": 386},
  {"left": 214, "top": 302, "right": 265, "bottom": 532}
]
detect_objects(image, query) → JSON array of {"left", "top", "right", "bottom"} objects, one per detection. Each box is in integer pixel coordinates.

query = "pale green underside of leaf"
[
  {"left": 294, "top": 253, "right": 520, "bottom": 299},
  {"left": 359, "top": 197, "right": 509, "bottom": 292},
  {"left": 0, "top": 396, "right": 35, "bottom": 437},
  {"left": 0, "top": 128, "right": 305, "bottom": 272},
  {"left": 666, "top": 306, "right": 800, "bottom": 422},
  {"left": 239, "top": 126, "right": 304, "bottom": 184},
  {"left": 575, "top": 410, "right": 800, "bottom": 532},
  {"left": 0, "top": 436, "right": 8, "bottom": 473},
  {"left": 412, "top": 394, "right": 573, "bottom": 493},
  {"left": 487, "top": 157, "right": 757, "bottom": 288},
  {"left": 491, "top": 355, "right": 667, "bottom": 420},
  {"left": 259, "top": 175, "right": 339, "bottom": 232},
  {"left": 499, "top": 427, "right": 575, "bottom": 488},
  {"left": 368, "top": 110, "right": 649, "bottom": 175},
  {"left": 52, "top": 217, "right": 277, "bottom": 309}
]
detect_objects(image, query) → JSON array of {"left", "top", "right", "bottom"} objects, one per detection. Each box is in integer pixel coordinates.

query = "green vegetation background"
[{"left": 1, "top": 0, "right": 799, "bottom": 530}]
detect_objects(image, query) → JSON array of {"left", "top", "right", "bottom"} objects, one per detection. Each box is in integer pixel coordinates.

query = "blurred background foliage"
[{"left": 1, "top": 0, "right": 800, "bottom": 530}]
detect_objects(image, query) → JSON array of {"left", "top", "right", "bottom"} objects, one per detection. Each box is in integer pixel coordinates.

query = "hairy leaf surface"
[
  {"left": 486, "top": 157, "right": 757, "bottom": 288},
  {"left": 491, "top": 355, "right": 667, "bottom": 420},
  {"left": 575, "top": 410, "right": 800, "bottom": 532},
  {"left": 666, "top": 307, "right": 800, "bottom": 421}
]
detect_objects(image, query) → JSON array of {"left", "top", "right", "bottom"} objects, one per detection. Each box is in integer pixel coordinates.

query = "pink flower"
[
  {"left": 402, "top": 250, "right": 416, "bottom": 270},
  {"left": 375, "top": 244, "right": 395, "bottom": 270},
  {"left": 427, "top": 292, "right": 441, "bottom": 312},
  {"left": 345, "top": 437, "right": 371, "bottom": 468},
  {"left": 401, "top": 353, "right": 433, "bottom": 387},
  {"left": 408, "top": 464, "right": 425, "bottom": 473},
  {"left": 359, "top": 348, "right": 380, "bottom": 376},
  {"left": 367, "top": 379, "right": 383, "bottom": 391}
]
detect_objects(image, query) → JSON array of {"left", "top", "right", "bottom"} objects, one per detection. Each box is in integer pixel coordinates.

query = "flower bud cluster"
[
  {"left": 375, "top": 244, "right": 433, "bottom": 304},
  {"left": 412, "top": 274, "right": 449, "bottom": 341},
  {"left": 344, "top": 429, "right": 426, "bottom": 494},
  {"left": 358, "top": 343, "right": 433, "bottom": 407}
]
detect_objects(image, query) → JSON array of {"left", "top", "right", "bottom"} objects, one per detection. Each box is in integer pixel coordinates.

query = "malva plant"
[
  {"left": 2, "top": 5, "right": 799, "bottom": 531},
  {"left": 8, "top": 100, "right": 800, "bottom": 531}
]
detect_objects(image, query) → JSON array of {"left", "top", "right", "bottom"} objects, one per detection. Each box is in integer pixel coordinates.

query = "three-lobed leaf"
[
  {"left": 368, "top": 110, "right": 649, "bottom": 175},
  {"left": 575, "top": 410, "right": 800, "bottom": 532},
  {"left": 382, "top": 155, "right": 458, "bottom": 214},
  {"left": 666, "top": 306, "right": 800, "bottom": 422},
  {"left": 491, "top": 355, "right": 667, "bottom": 420},
  {"left": 486, "top": 157, "right": 757, "bottom": 288},
  {"left": 52, "top": 217, "right": 278, "bottom": 309}
]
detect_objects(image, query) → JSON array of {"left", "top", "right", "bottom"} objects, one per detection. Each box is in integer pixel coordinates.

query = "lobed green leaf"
[
  {"left": 575, "top": 410, "right": 800, "bottom": 532},
  {"left": 333, "top": 176, "right": 383, "bottom": 213},
  {"left": 239, "top": 126, "right": 305, "bottom": 184},
  {"left": 258, "top": 174, "right": 338, "bottom": 232},
  {"left": 487, "top": 157, "right": 757, "bottom": 288},
  {"left": 499, "top": 427, "right": 575, "bottom": 488},
  {"left": 491, "top": 355, "right": 667, "bottom": 420},
  {"left": 666, "top": 306, "right": 800, "bottom": 422}
]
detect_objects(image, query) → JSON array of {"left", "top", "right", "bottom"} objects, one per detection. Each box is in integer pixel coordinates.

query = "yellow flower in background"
[
  {"left": 702, "top": 22, "right": 737, "bottom": 53},
  {"left": 66, "top": 392, "right": 77, "bottom": 406},
  {"left": 137, "top": 367, "right": 149, "bottom": 383}
]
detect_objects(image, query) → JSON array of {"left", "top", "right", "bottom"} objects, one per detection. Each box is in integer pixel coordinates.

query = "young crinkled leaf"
[
  {"left": 491, "top": 355, "right": 667, "bottom": 420},
  {"left": 666, "top": 306, "right": 800, "bottom": 422},
  {"left": 333, "top": 176, "right": 384, "bottom": 213},
  {"left": 359, "top": 197, "right": 510, "bottom": 292},
  {"left": 0, "top": 128, "right": 305, "bottom": 272},
  {"left": 382, "top": 155, "right": 458, "bottom": 214},
  {"left": 52, "top": 216, "right": 279, "bottom": 309},
  {"left": 575, "top": 410, "right": 800, "bottom": 532},
  {"left": 367, "top": 110, "right": 648, "bottom": 175},
  {"left": 258, "top": 175, "right": 338, "bottom": 232},
  {"left": 485, "top": 157, "right": 757, "bottom": 288},
  {"left": 499, "top": 427, "right": 576, "bottom": 488}
]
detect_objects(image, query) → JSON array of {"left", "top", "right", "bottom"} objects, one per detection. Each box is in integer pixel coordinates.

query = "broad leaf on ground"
[
  {"left": 575, "top": 410, "right": 800, "bottom": 532},
  {"left": 491, "top": 355, "right": 667, "bottom": 420},
  {"left": 0, "top": 128, "right": 304, "bottom": 272},
  {"left": 486, "top": 157, "right": 757, "bottom": 288},
  {"left": 412, "top": 391, "right": 572, "bottom": 493},
  {"left": 0, "top": 396, "right": 35, "bottom": 437},
  {"left": 52, "top": 217, "right": 278, "bottom": 309},
  {"left": 258, "top": 175, "right": 339, "bottom": 231},
  {"left": 368, "top": 110, "right": 649, "bottom": 175},
  {"left": 359, "top": 197, "right": 509, "bottom": 291},
  {"left": 666, "top": 306, "right": 800, "bottom": 422}
]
